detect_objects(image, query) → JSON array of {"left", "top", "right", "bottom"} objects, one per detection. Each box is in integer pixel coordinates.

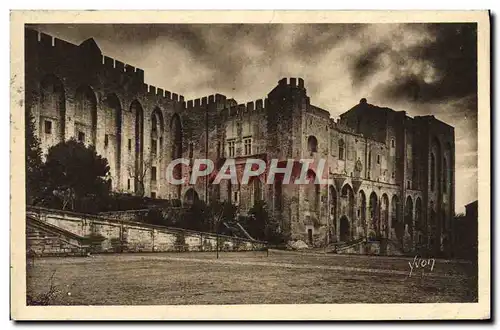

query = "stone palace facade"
[{"left": 25, "top": 28, "right": 456, "bottom": 255}]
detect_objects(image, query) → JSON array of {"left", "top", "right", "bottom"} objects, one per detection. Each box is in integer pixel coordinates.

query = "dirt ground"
[{"left": 26, "top": 250, "right": 478, "bottom": 305}]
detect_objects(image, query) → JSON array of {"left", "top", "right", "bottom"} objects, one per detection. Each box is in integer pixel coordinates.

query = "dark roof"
[{"left": 79, "top": 38, "right": 102, "bottom": 55}]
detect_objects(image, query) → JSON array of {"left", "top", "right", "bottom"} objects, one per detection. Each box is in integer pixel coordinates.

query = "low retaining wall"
[
  {"left": 98, "top": 209, "right": 151, "bottom": 223},
  {"left": 27, "top": 207, "right": 267, "bottom": 255},
  {"left": 336, "top": 239, "right": 404, "bottom": 256}
]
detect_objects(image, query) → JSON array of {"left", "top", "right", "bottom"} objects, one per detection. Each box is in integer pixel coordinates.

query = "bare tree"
[
  {"left": 53, "top": 187, "right": 75, "bottom": 211},
  {"left": 127, "top": 155, "right": 163, "bottom": 197}
]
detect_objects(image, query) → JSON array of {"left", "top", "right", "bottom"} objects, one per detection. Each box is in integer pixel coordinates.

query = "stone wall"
[
  {"left": 27, "top": 216, "right": 90, "bottom": 256},
  {"left": 98, "top": 209, "right": 151, "bottom": 222},
  {"left": 27, "top": 207, "right": 267, "bottom": 256}
]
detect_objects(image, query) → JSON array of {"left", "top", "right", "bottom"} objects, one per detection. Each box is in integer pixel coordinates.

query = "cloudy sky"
[{"left": 31, "top": 23, "right": 478, "bottom": 212}]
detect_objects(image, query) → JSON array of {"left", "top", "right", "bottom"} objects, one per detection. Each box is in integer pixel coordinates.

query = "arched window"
[
  {"left": 341, "top": 184, "right": 355, "bottom": 222},
  {"left": 358, "top": 190, "right": 366, "bottom": 225},
  {"left": 171, "top": 114, "right": 183, "bottom": 160},
  {"left": 307, "top": 135, "right": 318, "bottom": 153},
  {"left": 307, "top": 170, "right": 320, "bottom": 212},
  {"left": 339, "top": 139, "right": 345, "bottom": 160},
  {"left": 415, "top": 198, "right": 423, "bottom": 230},
  {"left": 381, "top": 194, "right": 389, "bottom": 236},
  {"left": 405, "top": 196, "right": 413, "bottom": 229},
  {"left": 184, "top": 188, "right": 199, "bottom": 206},
  {"left": 330, "top": 185, "right": 337, "bottom": 221},
  {"left": 369, "top": 192, "right": 378, "bottom": 232},
  {"left": 152, "top": 115, "right": 157, "bottom": 133},
  {"left": 391, "top": 195, "right": 399, "bottom": 229}
]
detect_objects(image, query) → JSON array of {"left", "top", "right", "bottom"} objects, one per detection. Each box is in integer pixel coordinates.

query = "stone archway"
[
  {"left": 339, "top": 216, "right": 350, "bottom": 242},
  {"left": 381, "top": 194, "right": 389, "bottom": 238},
  {"left": 358, "top": 190, "right": 367, "bottom": 237},
  {"left": 329, "top": 185, "right": 337, "bottom": 238},
  {"left": 405, "top": 196, "right": 414, "bottom": 235},
  {"left": 368, "top": 192, "right": 378, "bottom": 237},
  {"left": 184, "top": 188, "right": 199, "bottom": 206},
  {"left": 307, "top": 135, "right": 318, "bottom": 154}
]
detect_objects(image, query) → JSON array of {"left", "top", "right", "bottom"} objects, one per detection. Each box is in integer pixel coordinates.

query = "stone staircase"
[
  {"left": 26, "top": 215, "right": 94, "bottom": 257},
  {"left": 324, "top": 237, "right": 366, "bottom": 254},
  {"left": 325, "top": 237, "right": 405, "bottom": 256}
]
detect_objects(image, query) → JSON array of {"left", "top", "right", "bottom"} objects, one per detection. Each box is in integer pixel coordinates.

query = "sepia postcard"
[{"left": 10, "top": 10, "right": 490, "bottom": 320}]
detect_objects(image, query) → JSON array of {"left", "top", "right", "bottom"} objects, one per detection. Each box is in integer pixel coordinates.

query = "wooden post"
[
  {"left": 216, "top": 232, "right": 219, "bottom": 259},
  {"left": 152, "top": 228, "right": 155, "bottom": 252}
]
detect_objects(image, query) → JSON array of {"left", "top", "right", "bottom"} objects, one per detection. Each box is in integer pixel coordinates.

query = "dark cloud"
[
  {"left": 349, "top": 44, "right": 389, "bottom": 85},
  {"left": 362, "top": 23, "right": 478, "bottom": 104},
  {"left": 291, "top": 24, "right": 364, "bottom": 59}
]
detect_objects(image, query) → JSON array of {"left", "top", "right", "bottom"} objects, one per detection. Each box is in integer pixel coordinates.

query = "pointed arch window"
[{"left": 338, "top": 139, "right": 345, "bottom": 160}]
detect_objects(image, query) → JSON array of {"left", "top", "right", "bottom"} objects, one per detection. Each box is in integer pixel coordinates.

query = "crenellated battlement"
[
  {"left": 100, "top": 55, "right": 145, "bottom": 82},
  {"left": 267, "top": 77, "right": 308, "bottom": 104},
  {"left": 142, "top": 83, "right": 184, "bottom": 103},
  {"left": 223, "top": 98, "right": 268, "bottom": 118},
  {"left": 185, "top": 93, "right": 228, "bottom": 110},
  {"left": 26, "top": 29, "right": 78, "bottom": 54},
  {"left": 276, "top": 77, "right": 305, "bottom": 89},
  {"left": 26, "top": 28, "right": 188, "bottom": 103}
]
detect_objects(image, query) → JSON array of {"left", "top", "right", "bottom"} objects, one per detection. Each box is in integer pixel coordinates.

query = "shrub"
[{"left": 174, "top": 232, "right": 188, "bottom": 252}]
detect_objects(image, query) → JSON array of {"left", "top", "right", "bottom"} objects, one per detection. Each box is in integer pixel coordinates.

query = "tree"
[
  {"left": 247, "top": 201, "right": 287, "bottom": 244},
  {"left": 40, "top": 138, "right": 110, "bottom": 211},
  {"left": 207, "top": 201, "right": 237, "bottom": 233},
  {"left": 245, "top": 200, "right": 268, "bottom": 240},
  {"left": 127, "top": 156, "right": 163, "bottom": 197},
  {"left": 25, "top": 109, "right": 43, "bottom": 204},
  {"left": 182, "top": 199, "right": 211, "bottom": 232}
]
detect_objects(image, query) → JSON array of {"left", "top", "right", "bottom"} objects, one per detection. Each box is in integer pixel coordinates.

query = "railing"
[{"left": 333, "top": 237, "right": 366, "bottom": 252}]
